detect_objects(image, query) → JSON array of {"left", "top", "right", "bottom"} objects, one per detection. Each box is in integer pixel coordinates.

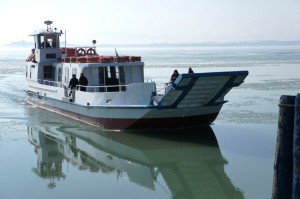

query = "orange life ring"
[
  {"left": 77, "top": 48, "right": 86, "bottom": 56},
  {"left": 86, "top": 48, "right": 96, "bottom": 55}
]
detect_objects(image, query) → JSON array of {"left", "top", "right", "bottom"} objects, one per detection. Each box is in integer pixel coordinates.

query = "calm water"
[{"left": 1, "top": 45, "right": 300, "bottom": 199}]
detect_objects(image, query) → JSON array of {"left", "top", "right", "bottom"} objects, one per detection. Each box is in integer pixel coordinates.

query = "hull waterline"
[{"left": 26, "top": 95, "right": 220, "bottom": 130}]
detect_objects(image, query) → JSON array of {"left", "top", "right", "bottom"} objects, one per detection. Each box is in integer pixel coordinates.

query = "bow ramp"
[{"left": 157, "top": 71, "right": 248, "bottom": 108}]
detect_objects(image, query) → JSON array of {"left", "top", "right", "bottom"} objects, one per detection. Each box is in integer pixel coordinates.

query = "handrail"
[
  {"left": 38, "top": 79, "right": 162, "bottom": 94},
  {"left": 38, "top": 79, "right": 127, "bottom": 92},
  {"left": 38, "top": 79, "right": 63, "bottom": 88},
  {"left": 155, "top": 82, "right": 170, "bottom": 94},
  {"left": 76, "top": 84, "right": 127, "bottom": 93}
]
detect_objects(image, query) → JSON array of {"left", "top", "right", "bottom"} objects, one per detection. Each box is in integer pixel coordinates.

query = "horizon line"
[{"left": 3, "top": 40, "right": 300, "bottom": 48}]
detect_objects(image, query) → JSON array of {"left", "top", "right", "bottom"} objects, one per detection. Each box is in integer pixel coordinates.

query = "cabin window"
[
  {"left": 106, "top": 66, "right": 111, "bottom": 78},
  {"left": 97, "top": 68, "right": 105, "bottom": 92},
  {"left": 47, "top": 36, "right": 57, "bottom": 48},
  {"left": 39, "top": 35, "right": 51, "bottom": 48},
  {"left": 58, "top": 67, "right": 62, "bottom": 82},
  {"left": 38, "top": 35, "right": 58, "bottom": 48},
  {"left": 72, "top": 68, "right": 77, "bottom": 76},
  {"left": 111, "top": 67, "right": 117, "bottom": 79},
  {"left": 44, "top": 65, "right": 54, "bottom": 79},
  {"left": 30, "top": 65, "right": 35, "bottom": 79},
  {"left": 119, "top": 66, "right": 126, "bottom": 91},
  {"left": 64, "top": 68, "right": 69, "bottom": 84},
  {"left": 46, "top": 54, "right": 56, "bottom": 59},
  {"left": 90, "top": 68, "right": 98, "bottom": 82},
  {"left": 104, "top": 66, "right": 124, "bottom": 92},
  {"left": 89, "top": 66, "right": 126, "bottom": 92},
  {"left": 38, "top": 35, "right": 44, "bottom": 49}
]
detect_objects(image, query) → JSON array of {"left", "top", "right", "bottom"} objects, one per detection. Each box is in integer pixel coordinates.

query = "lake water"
[{"left": 1, "top": 45, "right": 300, "bottom": 199}]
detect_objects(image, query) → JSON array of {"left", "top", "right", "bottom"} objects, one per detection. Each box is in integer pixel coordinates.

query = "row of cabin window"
[
  {"left": 43, "top": 66, "right": 126, "bottom": 86},
  {"left": 36, "top": 35, "right": 59, "bottom": 49}
]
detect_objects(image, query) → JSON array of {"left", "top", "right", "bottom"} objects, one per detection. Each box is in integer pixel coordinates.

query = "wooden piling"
[
  {"left": 272, "top": 95, "right": 295, "bottom": 199},
  {"left": 293, "top": 94, "right": 300, "bottom": 199}
]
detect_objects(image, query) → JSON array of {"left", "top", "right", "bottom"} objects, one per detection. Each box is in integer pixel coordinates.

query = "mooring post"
[
  {"left": 293, "top": 94, "right": 300, "bottom": 199},
  {"left": 272, "top": 95, "right": 295, "bottom": 199}
]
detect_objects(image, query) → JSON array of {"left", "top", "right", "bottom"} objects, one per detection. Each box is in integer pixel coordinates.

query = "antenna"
[
  {"left": 92, "top": 40, "right": 97, "bottom": 53},
  {"left": 44, "top": 20, "right": 53, "bottom": 31}
]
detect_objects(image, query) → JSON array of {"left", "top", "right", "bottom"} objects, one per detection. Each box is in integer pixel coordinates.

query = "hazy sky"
[{"left": 1, "top": 0, "right": 299, "bottom": 45}]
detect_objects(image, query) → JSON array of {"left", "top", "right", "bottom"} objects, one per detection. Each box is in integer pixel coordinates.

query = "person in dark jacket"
[
  {"left": 79, "top": 73, "right": 88, "bottom": 91},
  {"left": 68, "top": 74, "right": 79, "bottom": 90},
  {"left": 188, "top": 67, "right": 194, "bottom": 73},
  {"left": 169, "top": 69, "right": 179, "bottom": 83}
]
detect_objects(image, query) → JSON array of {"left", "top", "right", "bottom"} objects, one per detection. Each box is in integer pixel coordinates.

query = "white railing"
[
  {"left": 38, "top": 79, "right": 169, "bottom": 94},
  {"left": 39, "top": 79, "right": 63, "bottom": 87},
  {"left": 76, "top": 84, "right": 128, "bottom": 93},
  {"left": 155, "top": 82, "right": 171, "bottom": 95},
  {"left": 145, "top": 79, "right": 170, "bottom": 95}
]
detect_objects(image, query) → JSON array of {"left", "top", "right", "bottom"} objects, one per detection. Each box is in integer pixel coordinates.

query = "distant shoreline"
[{"left": 2, "top": 40, "right": 300, "bottom": 48}]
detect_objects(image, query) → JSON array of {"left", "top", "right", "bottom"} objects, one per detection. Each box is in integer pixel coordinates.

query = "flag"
[{"left": 115, "top": 48, "right": 119, "bottom": 58}]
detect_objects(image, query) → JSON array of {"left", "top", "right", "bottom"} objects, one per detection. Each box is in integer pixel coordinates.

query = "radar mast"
[{"left": 44, "top": 20, "right": 53, "bottom": 31}]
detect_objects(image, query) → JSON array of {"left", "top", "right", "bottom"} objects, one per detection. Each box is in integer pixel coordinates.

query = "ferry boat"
[{"left": 25, "top": 21, "right": 248, "bottom": 130}]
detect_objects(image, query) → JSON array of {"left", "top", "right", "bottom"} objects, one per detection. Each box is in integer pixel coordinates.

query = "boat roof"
[
  {"left": 29, "top": 20, "right": 63, "bottom": 36},
  {"left": 29, "top": 30, "right": 62, "bottom": 36},
  {"left": 60, "top": 61, "right": 144, "bottom": 68}
]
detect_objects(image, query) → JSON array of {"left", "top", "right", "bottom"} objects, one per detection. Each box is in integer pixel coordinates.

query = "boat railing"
[
  {"left": 61, "top": 47, "right": 97, "bottom": 57},
  {"left": 145, "top": 79, "right": 170, "bottom": 95},
  {"left": 39, "top": 79, "right": 63, "bottom": 87},
  {"left": 77, "top": 84, "right": 127, "bottom": 93},
  {"left": 155, "top": 82, "right": 171, "bottom": 95},
  {"left": 37, "top": 79, "right": 168, "bottom": 94}
]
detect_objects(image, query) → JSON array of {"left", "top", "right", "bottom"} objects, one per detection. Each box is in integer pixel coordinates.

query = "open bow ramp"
[{"left": 158, "top": 71, "right": 248, "bottom": 108}]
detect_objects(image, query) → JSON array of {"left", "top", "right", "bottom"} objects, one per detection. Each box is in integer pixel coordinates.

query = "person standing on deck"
[
  {"left": 68, "top": 74, "right": 79, "bottom": 90},
  {"left": 79, "top": 73, "right": 88, "bottom": 91}
]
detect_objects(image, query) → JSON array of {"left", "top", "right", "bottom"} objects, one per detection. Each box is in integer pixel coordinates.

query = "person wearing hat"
[{"left": 79, "top": 73, "right": 88, "bottom": 91}]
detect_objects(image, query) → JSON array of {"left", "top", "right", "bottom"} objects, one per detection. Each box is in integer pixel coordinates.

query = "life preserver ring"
[
  {"left": 77, "top": 48, "right": 86, "bottom": 56},
  {"left": 86, "top": 48, "right": 96, "bottom": 55}
]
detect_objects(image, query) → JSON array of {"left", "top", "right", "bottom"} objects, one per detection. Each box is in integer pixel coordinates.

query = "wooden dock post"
[
  {"left": 272, "top": 95, "right": 295, "bottom": 199},
  {"left": 293, "top": 94, "right": 300, "bottom": 199}
]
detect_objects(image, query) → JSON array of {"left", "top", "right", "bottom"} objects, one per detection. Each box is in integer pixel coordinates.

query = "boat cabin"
[{"left": 25, "top": 21, "right": 145, "bottom": 93}]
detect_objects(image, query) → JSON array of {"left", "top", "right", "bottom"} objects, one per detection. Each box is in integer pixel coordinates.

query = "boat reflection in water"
[{"left": 27, "top": 110, "right": 244, "bottom": 198}]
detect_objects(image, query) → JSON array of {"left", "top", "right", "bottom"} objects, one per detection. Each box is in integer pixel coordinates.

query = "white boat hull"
[{"left": 26, "top": 93, "right": 222, "bottom": 130}]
